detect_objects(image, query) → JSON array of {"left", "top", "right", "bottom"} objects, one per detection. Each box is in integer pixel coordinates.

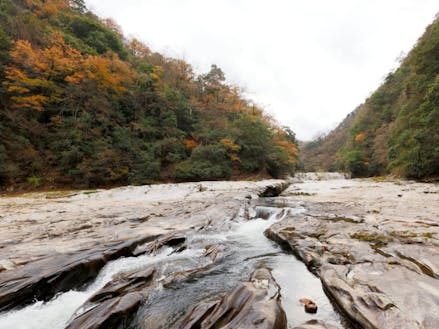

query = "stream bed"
[{"left": 0, "top": 199, "right": 346, "bottom": 329}]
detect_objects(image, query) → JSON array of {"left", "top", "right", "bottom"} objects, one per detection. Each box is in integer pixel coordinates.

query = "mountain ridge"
[{"left": 301, "top": 15, "right": 439, "bottom": 179}]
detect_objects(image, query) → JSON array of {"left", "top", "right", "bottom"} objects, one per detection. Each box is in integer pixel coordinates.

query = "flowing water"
[{"left": 0, "top": 199, "right": 345, "bottom": 329}]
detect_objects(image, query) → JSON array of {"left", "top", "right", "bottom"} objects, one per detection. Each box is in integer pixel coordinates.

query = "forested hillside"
[
  {"left": 301, "top": 15, "right": 439, "bottom": 179},
  {"left": 300, "top": 109, "right": 357, "bottom": 172},
  {"left": 0, "top": 0, "right": 298, "bottom": 190}
]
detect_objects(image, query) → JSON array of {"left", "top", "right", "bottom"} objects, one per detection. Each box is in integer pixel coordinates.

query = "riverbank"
[
  {"left": 267, "top": 176, "right": 439, "bottom": 329},
  {"left": 0, "top": 175, "right": 437, "bottom": 329},
  {"left": 0, "top": 180, "right": 287, "bottom": 272}
]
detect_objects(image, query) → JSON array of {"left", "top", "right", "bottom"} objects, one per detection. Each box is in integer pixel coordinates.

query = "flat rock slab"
[
  {"left": 321, "top": 263, "right": 439, "bottom": 329},
  {"left": 267, "top": 177, "right": 439, "bottom": 329}
]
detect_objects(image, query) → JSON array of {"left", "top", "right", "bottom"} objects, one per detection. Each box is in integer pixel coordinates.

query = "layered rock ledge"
[
  {"left": 173, "top": 267, "right": 287, "bottom": 329},
  {"left": 0, "top": 180, "right": 287, "bottom": 312},
  {"left": 266, "top": 177, "right": 439, "bottom": 329}
]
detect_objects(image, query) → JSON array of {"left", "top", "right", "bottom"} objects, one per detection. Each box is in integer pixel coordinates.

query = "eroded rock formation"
[
  {"left": 66, "top": 268, "right": 155, "bottom": 329},
  {"left": 266, "top": 178, "right": 439, "bottom": 329},
  {"left": 0, "top": 235, "right": 157, "bottom": 312},
  {"left": 173, "top": 268, "right": 287, "bottom": 329}
]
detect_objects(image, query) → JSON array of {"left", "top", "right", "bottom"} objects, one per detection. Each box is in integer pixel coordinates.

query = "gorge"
[{"left": 0, "top": 174, "right": 437, "bottom": 329}]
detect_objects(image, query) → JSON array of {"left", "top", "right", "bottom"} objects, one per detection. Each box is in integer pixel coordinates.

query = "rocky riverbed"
[
  {"left": 267, "top": 174, "right": 439, "bottom": 329},
  {"left": 0, "top": 174, "right": 437, "bottom": 329}
]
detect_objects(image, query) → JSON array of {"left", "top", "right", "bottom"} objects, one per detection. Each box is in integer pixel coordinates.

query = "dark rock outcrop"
[
  {"left": 173, "top": 267, "right": 287, "bottom": 329},
  {"left": 0, "top": 235, "right": 157, "bottom": 312},
  {"left": 259, "top": 182, "right": 290, "bottom": 198},
  {"left": 299, "top": 298, "right": 318, "bottom": 314},
  {"left": 202, "top": 244, "right": 223, "bottom": 261},
  {"left": 66, "top": 268, "right": 155, "bottom": 329},
  {"left": 134, "top": 232, "right": 186, "bottom": 255}
]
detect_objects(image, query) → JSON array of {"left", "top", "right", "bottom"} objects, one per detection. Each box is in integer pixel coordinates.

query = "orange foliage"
[
  {"left": 220, "top": 138, "right": 241, "bottom": 162},
  {"left": 10, "top": 95, "right": 49, "bottom": 111},
  {"left": 354, "top": 132, "right": 366, "bottom": 142},
  {"left": 24, "top": 0, "right": 69, "bottom": 17},
  {"left": 183, "top": 139, "right": 198, "bottom": 149},
  {"left": 277, "top": 140, "right": 299, "bottom": 165},
  {"left": 4, "top": 37, "right": 77, "bottom": 110},
  {"left": 4, "top": 35, "right": 136, "bottom": 111},
  {"left": 273, "top": 128, "right": 299, "bottom": 166},
  {"left": 82, "top": 54, "right": 135, "bottom": 95},
  {"left": 128, "top": 38, "right": 151, "bottom": 58}
]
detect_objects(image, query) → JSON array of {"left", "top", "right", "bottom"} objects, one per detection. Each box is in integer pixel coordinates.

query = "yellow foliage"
[
  {"left": 220, "top": 138, "right": 241, "bottom": 161},
  {"left": 355, "top": 132, "right": 366, "bottom": 142},
  {"left": 220, "top": 138, "right": 241, "bottom": 152},
  {"left": 230, "top": 154, "right": 241, "bottom": 162},
  {"left": 7, "top": 86, "right": 30, "bottom": 93},
  {"left": 4, "top": 35, "right": 136, "bottom": 110},
  {"left": 277, "top": 140, "right": 299, "bottom": 165},
  {"left": 24, "top": 0, "right": 69, "bottom": 17}
]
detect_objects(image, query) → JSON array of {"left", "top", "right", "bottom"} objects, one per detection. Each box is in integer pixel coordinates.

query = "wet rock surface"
[
  {"left": 66, "top": 268, "right": 155, "bottom": 329},
  {"left": 0, "top": 180, "right": 286, "bottom": 272},
  {"left": 173, "top": 268, "right": 287, "bottom": 329},
  {"left": 292, "top": 320, "right": 338, "bottom": 329},
  {"left": 0, "top": 181, "right": 283, "bottom": 298},
  {"left": 0, "top": 235, "right": 157, "bottom": 312},
  {"left": 1, "top": 175, "right": 437, "bottom": 329},
  {"left": 267, "top": 176, "right": 439, "bottom": 329},
  {"left": 134, "top": 231, "right": 187, "bottom": 256},
  {"left": 1, "top": 180, "right": 311, "bottom": 329}
]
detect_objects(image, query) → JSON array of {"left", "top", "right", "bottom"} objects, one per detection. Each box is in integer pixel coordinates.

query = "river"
[{"left": 0, "top": 197, "right": 345, "bottom": 328}]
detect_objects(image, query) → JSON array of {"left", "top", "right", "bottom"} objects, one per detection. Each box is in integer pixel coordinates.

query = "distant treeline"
[
  {"left": 0, "top": 0, "right": 298, "bottom": 189},
  {"left": 301, "top": 15, "right": 439, "bottom": 180}
]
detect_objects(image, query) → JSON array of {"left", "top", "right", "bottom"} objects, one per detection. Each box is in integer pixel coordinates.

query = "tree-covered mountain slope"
[
  {"left": 299, "top": 109, "right": 357, "bottom": 172},
  {"left": 0, "top": 0, "right": 298, "bottom": 190},
  {"left": 301, "top": 15, "right": 439, "bottom": 179}
]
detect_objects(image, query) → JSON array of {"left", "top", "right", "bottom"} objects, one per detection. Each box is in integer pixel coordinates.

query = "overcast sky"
[{"left": 84, "top": 0, "right": 438, "bottom": 140}]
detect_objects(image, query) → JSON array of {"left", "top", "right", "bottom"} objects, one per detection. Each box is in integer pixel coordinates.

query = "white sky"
[{"left": 85, "top": 0, "right": 438, "bottom": 140}]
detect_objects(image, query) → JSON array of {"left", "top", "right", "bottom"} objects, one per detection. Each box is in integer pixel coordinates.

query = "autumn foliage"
[
  {"left": 0, "top": 0, "right": 298, "bottom": 189},
  {"left": 4, "top": 34, "right": 135, "bottom": 111}
]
